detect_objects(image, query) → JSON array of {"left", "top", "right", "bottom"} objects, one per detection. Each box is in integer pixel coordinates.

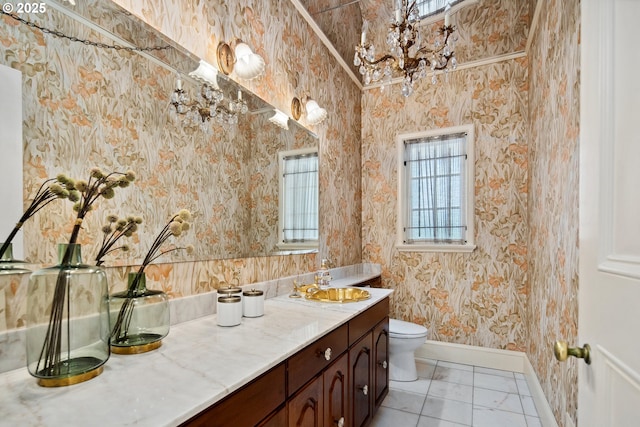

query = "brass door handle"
[{"left": 554, "top": 341, "right": 591, "bottom": 365}]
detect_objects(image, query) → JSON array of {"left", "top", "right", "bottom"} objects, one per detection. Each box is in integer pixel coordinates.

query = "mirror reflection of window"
[{"left": 278, "top": 148, "right": 319, "bottom": 250}]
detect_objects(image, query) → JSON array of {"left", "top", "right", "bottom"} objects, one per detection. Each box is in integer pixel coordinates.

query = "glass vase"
[
  {"left": 110, "top": 272, "right": 169, "bottom": 354},
  {"left": 0, "top": 242, "right": 30, "bottom": 274},
  {"left": 26, "top": 243, "right": 110, "bottom": 387}
]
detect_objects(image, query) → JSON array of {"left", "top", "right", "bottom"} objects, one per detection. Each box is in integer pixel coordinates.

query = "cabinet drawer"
[
  {"left": 288, "top": 323, "right": 349, "bottom": 396},
  {"left": 181, "top": 363, "right": 285, "bottom": 427},
  {"left": 349, "top": 297, "right": 389, "bottom": 346}
]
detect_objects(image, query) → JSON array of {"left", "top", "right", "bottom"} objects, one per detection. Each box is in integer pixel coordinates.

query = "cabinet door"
[
  {"left": 324, "top": 352, "right": 349, "bottom": 427},
  {"left": 372, "top": 318, "right": 389, "bottom": 409},
  {"left": 288, "top": 375, "right": 323, "bottom": 427},
  {"left": 350, "top": 332, "right": 373, "bottom": 427},
  {"left": 259, "top": 405, "right": 287, "bottom": 427}
]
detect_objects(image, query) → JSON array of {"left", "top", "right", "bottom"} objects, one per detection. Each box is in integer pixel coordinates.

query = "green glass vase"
[
  {"left": 0, "top": 242, "right": 30, "bottom": 274},
  {"left": 26, "top": 244, "right": 110, "bottom": 387},
  {"left": 110, "top": 272, "right": 170, "bottom": 354}
]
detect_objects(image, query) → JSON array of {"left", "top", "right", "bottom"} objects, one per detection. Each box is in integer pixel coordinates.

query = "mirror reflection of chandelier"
[
  {"left": 354, "top": 0, "right": 458, "bottom": 97},
  {"left": 169, "top": 62, "right": 248, "bottom": 132}
]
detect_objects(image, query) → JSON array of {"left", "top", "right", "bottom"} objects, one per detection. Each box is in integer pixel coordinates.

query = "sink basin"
[{"left": 305, "top": 288, "right": 371, "bottom": 303}]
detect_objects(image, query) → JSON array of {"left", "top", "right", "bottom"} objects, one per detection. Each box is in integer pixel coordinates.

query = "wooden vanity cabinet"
[
  {"left": 180, "top": 363, "right": 286, "bottom": 427},
  {"left": 288, "top": 323, "right": 349, "bottom": 396},
  {"left": 349, "top": 276, "right": 382, "bottom": 288},
  {"left": 372, "top": 319, "right": 389, "bottom": 408},
  {"left": 288, "top": 374, "right": 324, "bottom": 427},
  {"left": 182, "top": 285, "right": 388, "bottom": 427},
  {"left": 350, "top": 332, "right": 373, "bottom": 427},
  {"left": 324, "top": 352, "right": 349, "bottom": 427}
]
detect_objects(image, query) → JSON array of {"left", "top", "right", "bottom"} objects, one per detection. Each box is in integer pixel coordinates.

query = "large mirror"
[{"left": 0, "top": 0, "right": 318, "bottom": 266}]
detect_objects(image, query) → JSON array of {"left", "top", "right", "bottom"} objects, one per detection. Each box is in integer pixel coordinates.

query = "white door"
[{"left": 578, "top": 0, "right": 640, "bottom": 425}]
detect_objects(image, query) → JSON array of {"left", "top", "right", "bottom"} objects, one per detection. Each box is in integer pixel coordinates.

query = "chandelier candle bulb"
[
  {"left": 445, "top": 13, "right": 450, "bottom": 27},
  {"left": 176, "top": 78, "right": 182, "bottom": 90}
]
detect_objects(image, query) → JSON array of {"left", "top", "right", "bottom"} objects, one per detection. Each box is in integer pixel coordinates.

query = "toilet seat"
[{"left": 389, "top": 318, "right": 428, "bottom": 339}]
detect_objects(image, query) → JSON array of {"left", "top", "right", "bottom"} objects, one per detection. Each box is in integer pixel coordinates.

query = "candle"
[
  {"left": 444, "top": 12, "right": 450, "bottom": 27},
  {"left": 176, "top": 78, "right": 182, "bottom": 90},
  {"left": 361, "top": 30, "right": 367, "bottom": 45},
  {"left": 238, "top": 90, "right": 242, "bottom": 100},
  {"left": 395, "top": 9, "right": 402, "bottom": 23}
]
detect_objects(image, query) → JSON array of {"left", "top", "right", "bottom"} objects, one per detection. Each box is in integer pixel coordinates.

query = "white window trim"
[
  {"left": 415, "top": 0, "right": 479, "bottom": 27},
  {"left": 396, "top": 124, "right": 476, "bottom": 253},
  {"left": 276, "top": 147, "right": 319, "bottom": 251}
]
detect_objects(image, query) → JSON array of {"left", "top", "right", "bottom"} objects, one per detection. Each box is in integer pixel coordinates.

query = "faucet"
[{"left": 290, "top": 278, "right": 320, "bottom": 298}]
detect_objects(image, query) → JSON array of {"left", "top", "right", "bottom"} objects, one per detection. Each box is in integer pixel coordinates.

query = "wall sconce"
[
  {"left": 216, "top": 39, "right": 265, "bottom": 80},
  {"left": 269, "top": 109, "right": 289, "bottom": 130},
  {"left": 291, "top": 96, "right": 327, "bottom": 125},
  {"left": 189, "top": 59, "right": 220, "bottom": 89}
]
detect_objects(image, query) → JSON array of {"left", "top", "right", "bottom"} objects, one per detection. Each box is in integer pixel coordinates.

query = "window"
[
  {"left": 278, "top": 148, "right": 319, "bottom": 249},
  {"left": 397, "top": 125, "right": 475, "bottom": 252},
  {"left": 415, "top": 0, "right": 467, "bottom": 19}
]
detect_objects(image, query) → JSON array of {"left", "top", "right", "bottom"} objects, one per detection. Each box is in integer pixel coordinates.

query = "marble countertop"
[{"left": 0, "top": 285, "right": 392, "bottom": 427}]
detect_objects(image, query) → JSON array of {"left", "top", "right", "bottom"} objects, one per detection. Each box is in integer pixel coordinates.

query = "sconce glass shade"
[
  {"left": 233, "top": 42, "right": 265, "bottom": 80},
  {"left": 269, "top": 109, "right": 289, "bottom": 130},
  {"left": 305, "top": 99, "right": 327, "bottom": 125},
  {"left": 189, "top": 60, "right": 220, "bottom": 89}
]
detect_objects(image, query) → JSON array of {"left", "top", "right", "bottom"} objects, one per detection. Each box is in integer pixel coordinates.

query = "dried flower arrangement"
[
  {"left": 94, "top": 214, "right": 143, "bottom": 266},
  {"left": 34, "top": 168, "right": 135, "bottom": 378},
  {"left": 0, "top": 177, "right": 78, "bottom": 261},
  {"left": 111, "top": 209, "right": 193, "bottom": 346}
]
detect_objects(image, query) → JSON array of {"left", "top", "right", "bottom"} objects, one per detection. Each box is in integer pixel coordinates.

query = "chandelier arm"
[
  {"left": 362, "top": 53, "right": 396, "bottom": 66},
  {"left": 432, "top": 53, "right": 454, "bottom": 71}
]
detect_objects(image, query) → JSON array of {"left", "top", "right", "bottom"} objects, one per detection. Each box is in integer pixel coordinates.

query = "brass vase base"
[
  {"left": 37, "top": 365, "right": 104, "bottom": 388},
  {"left": 112, "top": 339, "right": 162, "bottom": 355}
]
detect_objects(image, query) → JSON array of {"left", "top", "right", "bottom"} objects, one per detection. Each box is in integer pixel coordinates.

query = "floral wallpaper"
[
  {"left": 300, "top": 0, "right": 363, "bottom": 72},
  {"left": 0, "top": 0, "right": 362, "bottom": 331},
  {"left": 361, "top": 0, "right": 529, "bottom": 350},
  {"left": 526, "top": 0, "right": 580, "bottom": 425},
  {"left": 0, "top": 1, "right": 582, "bottom": 424}
]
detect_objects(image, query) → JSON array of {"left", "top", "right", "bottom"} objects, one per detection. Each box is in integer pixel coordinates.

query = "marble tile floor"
[{"left": 371, "top": 359, "right": 542, "bottom": 427}]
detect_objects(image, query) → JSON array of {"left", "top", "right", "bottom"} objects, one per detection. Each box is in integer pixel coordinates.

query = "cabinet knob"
[
  {"left": 323, "top": 347, "right": 332, "bottom": 361},
  {"left": 379, "top": 360, "right": 388, "bottom": 369},
  {"left": 359, "top": 384, "right": 368, "bottom": 395},
  {"left": 336, "top": 416, "right": 345, "bottom": 427}
]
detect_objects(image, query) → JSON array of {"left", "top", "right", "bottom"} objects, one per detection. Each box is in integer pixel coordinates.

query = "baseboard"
[
  {"left": 416, "top": 340, "right": 526, "bottom": 372},
  {"left": 523, "top": 356, "right": 560, "bottom": 427},
  {"left": 416, "top": 340, "right": 559, "bottom": 427}
]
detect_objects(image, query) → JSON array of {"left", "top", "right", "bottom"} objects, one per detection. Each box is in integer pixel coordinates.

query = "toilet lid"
[{"left": 389, "top": 318, "right": 428, "bottom": 338}]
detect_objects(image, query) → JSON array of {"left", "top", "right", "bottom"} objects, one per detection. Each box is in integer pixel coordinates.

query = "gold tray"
[{"left": 305, "top": 288, "right": 371, "bottom": 303}]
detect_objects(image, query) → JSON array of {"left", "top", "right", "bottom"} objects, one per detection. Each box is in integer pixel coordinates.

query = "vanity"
[{"left": 0, "top": 274, "right": 391, "bottom": 427}]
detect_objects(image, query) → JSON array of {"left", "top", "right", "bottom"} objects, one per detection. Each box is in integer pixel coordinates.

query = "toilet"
[{"left": 388, "top": 318, "right": 429, "bottom": 382}]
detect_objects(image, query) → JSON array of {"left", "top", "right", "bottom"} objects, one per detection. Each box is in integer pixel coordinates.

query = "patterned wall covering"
[
  {"left": 0, "top": 0, "right": 362, "bottom": 331},
  {"left": 361, "top": 0, "right": 529, "bottom": 349},
  {"left": 300, "top": 0, "right": 363, "bottom": 73},
  {"left": 360, "top": 0, "right": 529, "bottom": 68},
  {"left": 112, "top": 0, "right": 363, "bottom": 268},
  {"left": 526, "top": 0, "right": 580, "bottom": 424}
]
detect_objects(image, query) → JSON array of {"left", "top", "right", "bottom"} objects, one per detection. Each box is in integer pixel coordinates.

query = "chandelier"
[
  {"left": 354, "top": 0, "right": 458, "bottom": 97},
  {"left": 169, "top": 61, "right": 248, "bottom": 131}
]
